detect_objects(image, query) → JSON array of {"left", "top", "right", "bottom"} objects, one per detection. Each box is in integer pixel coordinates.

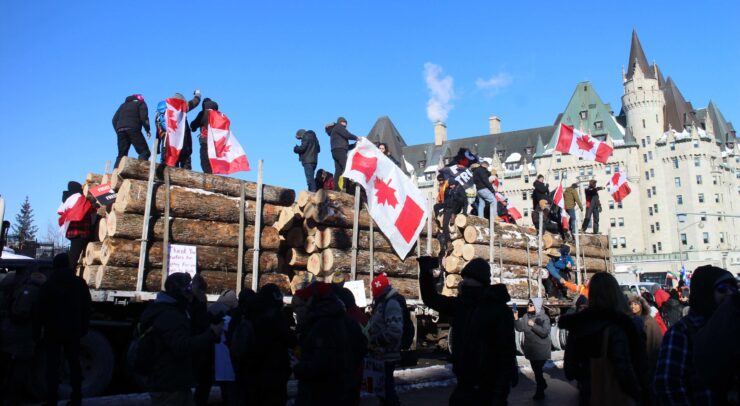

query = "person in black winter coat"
[
  {"left": 294, "top": 129, "right": 321, "bottom": 192},
  {"left": 189, "top": 274, "right": 213, "bottom": 406},
  {"left": 168, "top": 91, "right": 201, "bottom": 169},
  {"left": 497, "top": 198, "right": 516, "bottom": 224},
  {"left": 440, "top": 180, "right": 468, "bottom": 252},
  {"left": 329, "top": 117, "right": 360, "bottom": 192},
  {"left": 293, "top": 282, "right": 367, "bottom": 406},
  {"left": 112, "top": 94, "right": 151, "bottom": 168},
  {"left": 515, "top": 298, "right": 551, "bottom": 399},
  {"left": 190, "top": 98, "right": 220, "bottom": 174},
  {"left": 559, "top": 272, "right": 648, "bottom": 405},
  {"left": 473, "top": 162, "right": 496, "bottom": 218},
  {"left": 531, "top": 175, "right": 550, "bottom": 210},
  {"left": 37, "top": 253, "right": 92, "bottom": 406},
  {"left": 419, "top": 257, "right": 518, "bottom": 405},
  {"left": 139, "top": 273, "right": 222, "bottom": 406},
  {"left": 581, "top": 180, "right": 604, "bottom": 234}
]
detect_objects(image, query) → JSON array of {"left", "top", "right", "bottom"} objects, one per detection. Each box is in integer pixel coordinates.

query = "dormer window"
[
  {"left": 418, "top": 160, "right": 426, "bottom": 169},
  {"left": 525, "top": 147, "right": 533, "bottom": 155},
  {"left": 594, "top": 121, "right": 603, "bottom": 130},
  {"left": 579, "top": 111, "right": 588, "bottom": 120}
]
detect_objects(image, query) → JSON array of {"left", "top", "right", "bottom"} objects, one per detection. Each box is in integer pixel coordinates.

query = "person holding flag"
[
  {"left": 190, "top": 98, "right": 219, "bottom": 174},
  {"left": 162, "top": 91, "right": 201, "bottom": 169},
  {"left": 57, "top": 182, "right": 95, "bottom": 273},
  {"left": 563, "top": 183, "right": 582, "bottom": 234},
  {"left": 581, "top": 180, "right": 604, "bottom": 234}
]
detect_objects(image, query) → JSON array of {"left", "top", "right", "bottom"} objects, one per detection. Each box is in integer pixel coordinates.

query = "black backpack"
[
  {"left": 127, "top": 321, "right": 157, "bottom": 376},
  {"left": 390, "top": 293, "right": 415, "bottom": 350}
]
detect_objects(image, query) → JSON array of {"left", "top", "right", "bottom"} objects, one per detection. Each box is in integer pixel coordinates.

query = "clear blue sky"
[{"left": 1, "top": 0, "right": 738, "bottom": 237}]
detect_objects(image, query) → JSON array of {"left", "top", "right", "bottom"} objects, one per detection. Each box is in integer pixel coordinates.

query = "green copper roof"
[{"left": 541, "top": 81, "right": 630, "bottom": 156}]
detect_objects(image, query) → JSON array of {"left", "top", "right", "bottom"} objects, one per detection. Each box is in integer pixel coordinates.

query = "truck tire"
[{"left": 27, "top": 330, "right": 115, "bottom": 400}]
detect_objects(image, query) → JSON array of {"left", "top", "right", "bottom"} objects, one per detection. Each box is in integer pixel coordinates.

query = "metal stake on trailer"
[
  {"left": 426, "top": 197, "right": 433, "bottom": 256},
  {"left": 489, "top": 211, "right": 495, "bottom": 283},
  {"left": 574, "top": 208, "right": 582, "bottom": 286},
  {"left": 136, "top": 137, "right": 161, "bottom": 292},
  {"left": 537, "top": 210, "right": 544, "bottom": 298},
  {"left": 237, "top": 182, "right": 246, "bottom": 294},
  {"left": 161, "top": 168, "right": 171, "bottom": 291},
  {"left": 526, "top": 243, "right": 532, "bottom": 298},
  {"left": 350, "top": 186, "right": 361, "bottom": 281},
  {"left": 251, "top": 160, "right": 264, "bottom": 292},
  {"left": 369, "top": 212, "right": 374, "bottom": 281}
]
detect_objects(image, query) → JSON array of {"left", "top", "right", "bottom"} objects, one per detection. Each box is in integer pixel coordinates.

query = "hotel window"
[
  {"left": 579, "top": 167, "right": 585, "bottom": 176},
  {"left": 647, "top": 189, "right": 652, "bottom": 198},
  {"left": 522, "top": 191, "right": 527, "bottom": 200},
  {"left": 653, "top": 204, "right": 658, "bottom": 213},
  {"left": 648, "top": 151, "right": 653, "bottom": 160},
  {"left": 652, "top": 186, "right": 656, "bottom": 194},
  {"left": 646, "top": 136, "right": 651, "bottom": 144},
  {"left": 703, "top": 232, "right": 709, "bottom": 244},
  {"left": 579, "top": 111, "right": 588, "bottom": 120},
  {"left": 652, "top": 244, "right": 657, "bottom": 254},
  {"left": 418, "top": 160, "right": 426, "bottom": 169},
  {"left": 713, "top": 176, "right": 718, "bottom": 185},
  {"left": 562, "top": 172, "right": 568, "bottom": 180},
  {"left": 614, "top": 165, "right": 620, "bottom": 173},
  {"left": 677, "top": 195, "right": 683, "bottom": 205},
  {"left": 524, "top": 175, "right": 529, "bottom": 183},
  {"left": 657, "top": 242, "right": 662, "bottom": 251},
  {"left": 693, "top": 140, "right": 699, "bottom": 148},
  {"left": 425, "top": 173, "right": 433, "bottom": 181},
  {"left": 554, "top": 172, "right": 560, "bottom": 180},
  {"left": 618, "top": 201, "right": 623, "bottom": 209},
  {"left": 680, "top": 233, "right": 687, "bottom": 246},
  {"left": 611, "top": 238, "right": 618, "bottom": 249},
  {"left": 618, "top": 218, "right": 624, "bottom": 227},
  {"left": 643, "top": 154, "right": 648, "bottom": 163},
  {"left": 673, "top": 158, "right": 679, "bottom": 169},
  {"left": 645, "top": 171, "right": 650, "bottom": 180},
  {"left": 696, "top": 175, "right": 703, "bottom": 185},
  {"left": 714, "top": 194, "right": 720, "bottom": 203},
  {"left": 642, "top": 119, "right": 646, "bottom": 128},
  {"left": 701, "top": 212, "right": 707, "bottom": 221},
  {"left": 698, "top": 193, "right": 704, "bottom": 203},
  {"left": 649, "top": 207, "right": 653, "bottom": 216},
  {"left": 609, "top": 201, "right": 615, "bottom": 210},
  {"left": 619, "top": 237, "right": 626, "bottom": 248},
  {"left": 650, "top": 225, "right": 655, "bottom": 233},
  {"left": 594, "top": 121, "right": 603, "bottom": 130},
  {"left": 670, "top": 142, "right": 676, "bottom": 151},
  {"left": 641, "top": 139, "right": 646, "bottom": 148},
  {"left": 694, "top": 157, "right": 700, "bottom": 167},
  {"left": 606, "top": 166, "right": 612, "bottom": 175},
  {"left": 650, "top": 168, "right": 655, "bottom": 177},
  {"left": 674, "top": 177, "right": 681, "bottom": 187},
  {"left": 587, "top": 167, "right": 593, "bottom": 175},
  {"left": 525, "top": 147, "right": 533, "bottom": 154},
  {"left": 556, "top": 154, "right": 561, "bottom": 163},
  {"left": 656, "top": 222, "right": 660, "bottom": 231},
  {"left": 610, "top": 218, "right": 616, "bottom": 227},
  {"left": 523, "top": 208, "right": 529, "bottom": 217},
  {"left": 720, "top": 233, "right": 725, "bottom": 244}
]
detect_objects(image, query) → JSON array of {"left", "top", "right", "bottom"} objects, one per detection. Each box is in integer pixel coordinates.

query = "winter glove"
[{"left": 194, "top": 89, "right": 201, "bottom": 97}]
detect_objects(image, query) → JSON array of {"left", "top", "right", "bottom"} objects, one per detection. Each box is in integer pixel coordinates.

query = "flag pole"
[
  {"left": 236, "top": 182, "right": 246, "bottom": 294},
  {"left": 136, "top": 137, "right": 160, "bottom": 293},
  {"left": 369, "top": 204, "right": 374, "bottom": 280},
  {"left": 489, "top": 209, "right": 495, "bottom": 284},
  {"left": 350, "top": 185, "right": 361, "bottom": 281},
  {"left": 251, "top": 160, "right": 264, "bottom": 292},
  {"left": 537, "top": 210, "right": 544, "bottom": 298},
  {"left": 161, "top": 167, "right": 171, "bottom": 291}
]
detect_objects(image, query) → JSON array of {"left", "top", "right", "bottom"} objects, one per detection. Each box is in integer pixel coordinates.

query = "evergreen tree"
[{"left": 12, "top": 196, "right": 38, "bottom": 247}]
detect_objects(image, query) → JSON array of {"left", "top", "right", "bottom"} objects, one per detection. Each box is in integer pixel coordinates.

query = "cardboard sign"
[
  {"left": 344, "top": 279, "right": 368, "bottom": 308},
  {"left": 89, "top": 183, "right": 117, "bottom": 205},
  {"left": 168, "top": 244, "right": 197, "bottom": 277}
]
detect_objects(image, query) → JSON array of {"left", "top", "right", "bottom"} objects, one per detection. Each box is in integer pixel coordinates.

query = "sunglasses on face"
[{"left": 715, "top": 283, "right": 738, "bottom": 294}]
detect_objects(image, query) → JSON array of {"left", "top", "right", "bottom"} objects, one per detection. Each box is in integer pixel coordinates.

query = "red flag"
[
  {"left": 164, "top": 98, "right": 189, "bottom": 166},
  {"left": 552, "top": 183, "right": 570, "bottom": 231},
  {"left": 606, "top": 172, "right": 631, "bottom": 202},
  {"left": 207, "top": 110, "right": 250, "bottom": 174},
  {"left": 343, "top": 139, "right": 428, "bottom": 258},
  {"left": 57, "top": 193, "right": 92, "bottom": 235},
  {"left": 494, "top": 192, "right": 522, "bottom": 220},
  {"left": 555, "top": 124, "right": 613, "bottom": 164}
]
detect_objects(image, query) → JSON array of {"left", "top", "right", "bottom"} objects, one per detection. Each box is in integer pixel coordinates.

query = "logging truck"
[{"left": 0, "top": 155, "right": 614, "bottom": 399}]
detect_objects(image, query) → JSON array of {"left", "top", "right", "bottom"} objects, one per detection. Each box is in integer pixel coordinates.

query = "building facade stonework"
[{"left": 402, "top": 31, "right": 740, "bottom": 276}]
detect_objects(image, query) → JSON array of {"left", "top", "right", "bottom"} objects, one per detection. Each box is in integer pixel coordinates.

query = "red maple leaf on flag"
[
  {"left": 576, "top": 135, "right": 594, "bottom": 151},
  {"left": 374, "top": 177, "right": 398, "bottom": 208},
  {"left": 214, "top": 136, "right": 231, "bottom": 157}
]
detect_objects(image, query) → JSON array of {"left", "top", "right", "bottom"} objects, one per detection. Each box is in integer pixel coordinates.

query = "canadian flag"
[
  {"left": 343, "top": 139, "right": 428, "bottom": 258},
  {"left": 551, "top": 183, "right": 570, "bottom": 231},
  {"left": 555, "top": 124, "right": 613, "bottom": 164},
  {"left": 606, "top": 171, "right": 631, "bottom": 202},
  {"left": 164, "top": 98, "right": 189, "bottom": 167},
  {"left": 207, "top": 110, "right": 250, "bottom": 174},
  {"left": 494, "top": 192, "right": 523, "bottom": 220},
  {"left": 57, "top": 193, "right": 92, "bottom": 235}
]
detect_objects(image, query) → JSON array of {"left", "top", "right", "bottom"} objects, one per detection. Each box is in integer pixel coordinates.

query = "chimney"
[
  {"left": 489, "top": 115, "right": 501, "bottom": 134},
  {"left": 434, "top": 121, "right": 447, "bottom": 145}
]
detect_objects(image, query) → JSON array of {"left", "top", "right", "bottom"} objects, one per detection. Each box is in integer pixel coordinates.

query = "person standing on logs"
[
  {"left": 330, "top": 116, "right": 359, "bottom": 192},
  {"left": 190, "top": 98, "right": 220, "bottom": 174},
  {"left": 112, "top": 94, "right": 151, "bottom": 169},
  {"left": 294, "top": 129, "right": 320, "bottom": 192},
  {"left": 439, "top": 174, "right": 467, "bottom": 253},
  {"left": 563, "top": 183, "right": 583, "bottom": 235},
  {"left": 473, "top": 161, "right": 496, "bottom": 218},
  {"left": 581, "top": 180, "right": 603, "bottom": 234},
  {"left": 531, "top": 174, "right": 550, "bottom": 210},
  {"left": 59, "top": 181, "right": 96, "bottom": 274},
  {"left": 169, "top": 90, "right": 201, "bottom": 169}
]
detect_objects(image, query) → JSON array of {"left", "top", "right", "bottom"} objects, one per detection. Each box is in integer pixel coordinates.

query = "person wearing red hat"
[{"left": 368, "top": 273, "right": 404, "bottom": 406}]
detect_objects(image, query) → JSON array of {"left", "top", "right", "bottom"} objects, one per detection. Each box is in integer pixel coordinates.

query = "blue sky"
[{"left": 1, "top": 0, "right": 738, "bottom": 237}]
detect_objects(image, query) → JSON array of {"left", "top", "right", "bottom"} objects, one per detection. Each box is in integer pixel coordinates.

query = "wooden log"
[
  {"left": 106, "top": 211, "right": 280, "bottom": 250},
  {"left": 577, "top": 233, "right": 609, "bottom": 248},
  {"left": 297, "top": 191, "right": 315, "bottom": 208},
  {"left": 321, "top": 248, "right": 418, "bottom": 277},
  {"left": 312, "top": 189, "right": 356, "bottom": 207},
  {"left": 286, "top": 248, "right": 310, "bottom": 267},
  {"left": 304, "top": 235, "right": 318, "bottom": 254},
  {"left": 274, "top": 206, "right": 298, "bottom": 234},
  {"left": 83, "top": 265, "right": 98, "bottom": 288},
  {"left": 311, "top": 201, "right": 372, "bottom": 229},
  {"left": 444, "top": 256, "right": 466, "bottom": 274},
  {"left": 290, "top": 271, "right": 312, "bottom": 294},
  {"left": 101, "top": 238, "right": 280, "bottom": 272},
  {"left": 564, "top": 243, "right": 609, "bottom": 259},
  {"left": 84, "top": 242, "right": 102, "bottom": 266},
  {"left": 249, "top": 273, "right": 292, "bottom": 295},
  {"left": 116, "top": 156, "right": 296, "bottom": 206},
  {"left": 459, "top": 243, "right": 607, "bottom": 271},
  {"left": 109, "top": 168, "right": 124, "bottom": 191},
  {"left": 86, "top": 173, "right": 103, "bottom": 184},
  {"left": 306, "top": 253, "right": 323, "bottom": 276},
  {"left": 302, "top": 218, "right": 318, "bottom": 236},
  {"left": 445, "top": 274, "right": 462, "bottom": 289},
  {"left": 285, "top": 227, "right": 306, "bottom": 249},
  {"left": 113, "top": 179, "right": 282, "bottom": 226},
  {"left": 451, "top": 239, "right": 466, "bottom": 257},
  {"left": 356, "top": 275, "right": 419, "bottom": 300},
  {"left": 97, "top": 218, "right": 108, "bottom": 242},
  {"left": 462, "top": 225, "right": 535, "bottom": 249}
]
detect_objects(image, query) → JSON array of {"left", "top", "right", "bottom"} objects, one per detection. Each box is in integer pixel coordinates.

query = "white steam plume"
[
  {"left": 424, "top": 62, "right": 454, "bottom": 123},
  {"left": 475, "top": 72, "right": 512, "bottom": 94}
]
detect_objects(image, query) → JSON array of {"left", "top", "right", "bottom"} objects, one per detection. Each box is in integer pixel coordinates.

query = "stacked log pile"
[
  {"left": 438, "top": 213, "right": 612, "bottom": 298},
  {"left": 78, "top": 157, "right": 296, "bottom": 294},
  {"left": 274, "top": 189, "right": 440, "bottom": 298}
]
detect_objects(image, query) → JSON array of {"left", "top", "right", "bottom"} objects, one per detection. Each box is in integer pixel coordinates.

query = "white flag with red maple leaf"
[
  {"left": 494, "top": 192, "right": 522, "bottom": 220},
  {"left": 343, "top": 138, "right": 428, "bottom": 258},
  {"left": 555, "top": 123, "right": 613, "bottom": 164},
  {"left": 551, "top": 183, "right": 570, "bottom": 231},
  {"left": 605, "top": 171, "right": 631, "bottom": 202},
  {"left": 164, "top": 98, "right": 189, "bottom": 167},
  {"left": 207, "top": 110, "right": 250, "bottom": 174}
]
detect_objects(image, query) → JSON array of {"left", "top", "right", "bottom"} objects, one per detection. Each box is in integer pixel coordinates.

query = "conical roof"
[
  {"left": 366, "top": 116, "right": 409, "bottom": 174},
  {"left": 663, "top": 77, "right": 697, "bottom": 132},
  {"left": 626, "top": 30, "right": 653, "bottom": 80}
]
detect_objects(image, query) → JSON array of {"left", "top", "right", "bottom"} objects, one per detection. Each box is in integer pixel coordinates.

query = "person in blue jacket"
[{"left": 544, "top": 246, "right": 575, "bottom": 299}]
